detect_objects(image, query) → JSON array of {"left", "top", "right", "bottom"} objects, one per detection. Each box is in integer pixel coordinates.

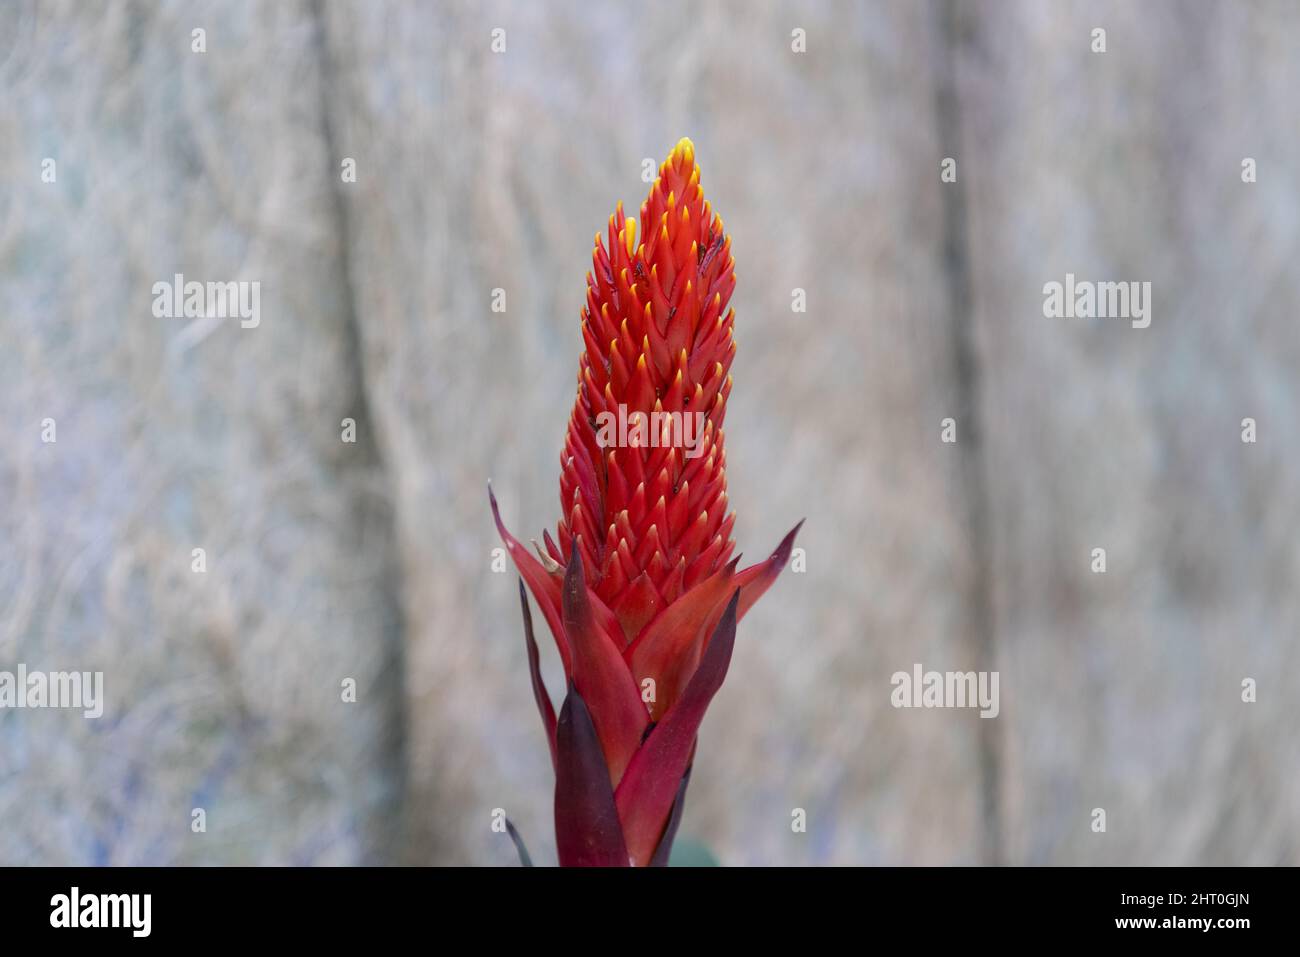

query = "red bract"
[{"left": 492, "top": 138, "right": 800, "bottom": 866}]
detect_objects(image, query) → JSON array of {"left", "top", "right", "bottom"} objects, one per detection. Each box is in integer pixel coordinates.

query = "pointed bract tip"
[
  {"left": 772, "top": 519, "right": 804, "bottom": 565},
  {"left": 563, "top": 538, "right": 587, "bottom": 599},
  {"left": 488, "top": 482, "right": 508, "bottom": 533},
  {"left": 504, "top": 818, "right": 534, "bottom": 867}
]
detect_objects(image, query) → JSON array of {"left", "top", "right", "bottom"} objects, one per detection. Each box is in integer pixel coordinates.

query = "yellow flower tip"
[
  {"left": 624, "top": 217, "right": 636, "bottom": 256},
  {"left": 672, "top": 137, "right": 695, "bottom": 168},
  {"left": 666, "top": 190, "right": 676, "bottom": 210}
]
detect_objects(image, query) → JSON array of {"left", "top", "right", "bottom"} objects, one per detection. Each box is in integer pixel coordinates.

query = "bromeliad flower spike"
[{"left": 491, "top": 138, "right": 801, "bottom": 867}]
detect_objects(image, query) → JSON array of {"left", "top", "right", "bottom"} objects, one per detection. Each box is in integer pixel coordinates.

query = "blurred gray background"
[{"left": 2, "top": 0, "right": 1297, "bottom": 866}]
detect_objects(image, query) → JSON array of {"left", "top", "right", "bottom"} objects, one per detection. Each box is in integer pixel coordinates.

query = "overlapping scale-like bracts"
[{"left": 548, "top": 138, "right": 740, "bottom": 641}]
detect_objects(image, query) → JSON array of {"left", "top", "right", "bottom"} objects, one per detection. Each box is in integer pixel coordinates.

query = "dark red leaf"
[
  {"left": 519, "top": 579, "right": 557, "bottom": 771},
  {"left": 615, "top": 590, "right": 739, "bottom": 866},
  {"left": 562, "top": 548, "right": 648, "bottom": 785},
  {"left": 505, "top": 818, "right": 534, "bottom": 867},
  {"left": 649, "top": 764, "right": 693, "bottom": 867},
  {"left": 490, "top": 483, "right": 571, "bottom": 674},
  {"left": 732, "top": 519, "right": 804, "bottom": 619},
  {"left": 554, "top": 684, "right": 630, "bottom": 867}
]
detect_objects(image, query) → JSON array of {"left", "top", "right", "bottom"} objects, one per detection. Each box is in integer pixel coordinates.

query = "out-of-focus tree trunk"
[
  {"left": 952, "top": 0, "right": 1300, "bottom": 865},
  {"left": 0, "top": 0, "right": 405, "bottom": 864}
]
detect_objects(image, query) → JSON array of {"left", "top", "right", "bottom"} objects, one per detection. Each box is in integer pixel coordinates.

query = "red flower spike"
[{"left": 493, "top": 139, "right": 800, "bottom": 866}]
